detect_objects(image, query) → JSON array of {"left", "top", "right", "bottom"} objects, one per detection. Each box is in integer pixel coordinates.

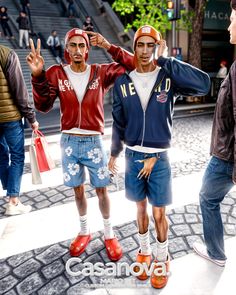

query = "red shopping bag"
[{"left": 33, "top": 130, "right": 55, "bottom": 172}]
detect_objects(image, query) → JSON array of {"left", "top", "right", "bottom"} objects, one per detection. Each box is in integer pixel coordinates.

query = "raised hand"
[
  {"left": 26, "top": 38, "right": 45, "bottom": 77},
  {"left": 155, "top": 39, "right": 168, "bottom": 59},
  {"left": 84, "top": 31, "right": 111, "bottom": 50}
]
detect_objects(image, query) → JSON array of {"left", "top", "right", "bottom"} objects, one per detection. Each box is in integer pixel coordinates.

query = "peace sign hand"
[{"left": 26, "top": 38, "right": 45, "bottom": 77}]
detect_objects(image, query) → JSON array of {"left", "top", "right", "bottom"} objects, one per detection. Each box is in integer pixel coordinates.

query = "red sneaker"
[
  {"left": 69, "top": 234, "right": 91, "bottom": 257},
  {"left": 104, "top": 236, "right": 123, "bottom": 261},
  {"left": 150, "top": 255, "right": 170, "bottom": 289},
  {"left": 134, "top": 251, "right": 152, "bottom": 280}
]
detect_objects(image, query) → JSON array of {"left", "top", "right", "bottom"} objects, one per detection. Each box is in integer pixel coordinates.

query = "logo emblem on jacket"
[
  {"left": 156, "top": 90, "right": 168, "bottom": 103},
  {"left": 89, "top": 78, "right": 99, "bottom": 90}
]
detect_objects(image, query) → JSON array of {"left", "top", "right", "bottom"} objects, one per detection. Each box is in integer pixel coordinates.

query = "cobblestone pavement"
[{"left": 1, "top": 115, "right": 236, "bottom": 294}]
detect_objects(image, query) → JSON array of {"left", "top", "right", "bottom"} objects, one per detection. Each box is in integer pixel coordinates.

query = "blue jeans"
[
  {"left": 0, "top": 120, "right": 25, "bottom": 197},
  {"left": 200, "top": 156, "right": 234, "bottom": 260},
  {"left": 125, "top": 148, "right": 172, "bottom": 207}
]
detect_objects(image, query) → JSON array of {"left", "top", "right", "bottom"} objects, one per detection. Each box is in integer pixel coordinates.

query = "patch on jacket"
[
  {"left": 156, "top": 90, "right": 167, "bottom": 103},
  {"left": 89, "top": 78, "right": 99, "bottom": 90}
]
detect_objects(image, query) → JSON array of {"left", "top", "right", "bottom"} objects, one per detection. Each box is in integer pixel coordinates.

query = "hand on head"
[{"left": 85, "top": 31, "right": 111, "bottom": 49}]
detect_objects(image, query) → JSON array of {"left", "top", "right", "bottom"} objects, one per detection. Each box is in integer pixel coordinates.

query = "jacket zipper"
[
  {"left": 78, "top": 65, "right": 98, "bottom": 128},
  {"left": 140, "top": 76, "right": 165, "bottom": 146}
]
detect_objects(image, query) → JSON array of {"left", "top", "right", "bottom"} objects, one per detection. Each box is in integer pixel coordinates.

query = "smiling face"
[
  {"left": 228, "top": 9, "right": 236, "bottom": 44},
  {"left": 66, "top": 35, "right": 88, "bottom": 64}
]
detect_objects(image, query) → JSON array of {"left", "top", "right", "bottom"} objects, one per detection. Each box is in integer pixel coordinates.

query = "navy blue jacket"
[{"left": 111, "top": 56, "right": 211, "bottom": 157}]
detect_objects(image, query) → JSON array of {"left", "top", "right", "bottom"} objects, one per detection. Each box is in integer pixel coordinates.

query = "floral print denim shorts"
[{"left": 60, "top": 133, "right": 110, "bottom": 188}]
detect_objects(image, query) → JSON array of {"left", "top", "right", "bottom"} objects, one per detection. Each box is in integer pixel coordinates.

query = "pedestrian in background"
[
  {"left": 16, "top": 11, "right": 30, "bottom": 48},
  {"left": 27, "top": 28, "right": 133, "bottom": 261},
  {"left": 67, "top": 0, "right": 76, "bottom": 18},
  {"left": 0, "top": 45, "right": 39, "bottom": 216},
  {"left": 109, "top": 25, "right": 210, "bottom": 288},
  {"left": 47, "top": 30, "right": 63, "bottom": 63},
  {"left": 216, "top": 60, "right": 228, "bottom": 79},
  {"left": 0, "top": 6, "right": 14, "bottom": 39},
  {"left": 193, "top": 0, "right": 236, "bottom": 267}
]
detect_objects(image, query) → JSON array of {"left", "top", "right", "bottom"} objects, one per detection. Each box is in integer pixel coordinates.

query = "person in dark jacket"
[
  {"left": 16, "top": 11, "right": 30, "bottom": 48},
  {"left": 20, "top": 0, "right": 30, "bottom": 14},
  {"left": 0, "top": 6, "right": 14, "bottom": 39},
  {"left": 0, "top": 45, "right": 39, "bottom": 215},
  {"left": 108, "top": 25, "right": 210, "bottom": 289},
  {"left": 193, "top": 0, "right": 236, "bottom": 267},
  {"left": 26, "top": 28, "right": 134, "bottom": 261}
]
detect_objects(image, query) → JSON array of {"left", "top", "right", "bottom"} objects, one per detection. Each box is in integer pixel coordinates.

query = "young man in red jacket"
[{"left": 26, "top": 28, "right": 134, "bottom": 261}]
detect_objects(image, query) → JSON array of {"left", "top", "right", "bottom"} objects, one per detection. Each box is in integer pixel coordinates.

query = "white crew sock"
[
  {"left": 138, "top": 231, "right": 151, "bottom": 255},
  {"left": 156, "top": 239, "right": 168, "bottom": 262},
  {"left": 103, "top": 218, "right": 114, "bottom": 239},
  {"left": 79, "top": 214, "right": 89, "bottom": 235}
]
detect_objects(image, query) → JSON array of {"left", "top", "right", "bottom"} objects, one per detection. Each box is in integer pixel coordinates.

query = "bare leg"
[
  {"left": 136, "top": 199, "right": 149, "bottom": 234},
  {"left": 74, "top": 185, "right": 87, "bottom": 216}
]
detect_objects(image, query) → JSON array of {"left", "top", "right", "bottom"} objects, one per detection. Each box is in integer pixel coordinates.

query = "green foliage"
[{"left": 112, "top": 0, "right": 194, "bottom": 34}]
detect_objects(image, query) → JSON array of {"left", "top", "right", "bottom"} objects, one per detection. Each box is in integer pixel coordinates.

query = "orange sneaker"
[
  {"left": 150, "top": 255, "right": 170, "bottom": 289},
  {"left": 134, "top": 250, "right": 152, "bottom": 280},
  {"left": 69, "top": 234, "right": 91, "bottom": 257},
  {"left": 104, "top": 236, "right": 123, "bottom": 261}
]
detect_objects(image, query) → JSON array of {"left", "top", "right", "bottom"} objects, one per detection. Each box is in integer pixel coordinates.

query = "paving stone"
[
  {"left": 232, "top": 207, "right": 236, "bottom": 218},
  {"left": 0, "top": 262, "right": 10, "bottom": 279},
  {"left": 49, "top": 193, "right": 65, "bottom": 202},
  {"left": 44, "top": 189, "right": 58, "bottom": 197},
  {"left": 222, "top": 197, "right": 235, "bottom": 205},
  {"left": 172, "top": 251, "right": 188, "bottom": 259},
  {"left": 36, "top": 244, "right": 68, "bottom": 264},
  {"left": 173, "top": 207, "right": 186, "bottom": 214},
  {"left": 186, "top": 205, "right": 199, "bottom": 214},
  {"left": 228, "top": 216, "right": 236, "bottom": 224},
  {"left": 35, "top": 200, "right": 52, "bottom": 209},
  {"left": 169, "top": 214, "right": 184, "bottom": 224},
  {"left": 34, "top": 195, "right": 47, "bottom": 202},
  {"left": 172, "top": 224, "right": 192, "bottom": 236},
  {"left": 184, "top": 213, "right": 199, "bottom": 223},
  {"left": 168, "top": 237, "right": 188, "bottom": 253},
  {"left": 0, "top": 275, "right": 17, "bottom": 294},
  {"left": 119, "top": 237, "right": 138, "bottom": 253},
  {"left": 190, "top": 224, "right": 203, "bottom": 235},
  {"left": 224, "top": 224, "right": 236, "bottom": 235},
  {"left": 86, "top": 238, "right": 104, "bottom": 255},
  {"left": 27, "top": 190, "right": 41, "bottom": 197},
  {"left": 220, "top": 204, "right": 232, "bottom": 214},
  {"left": 64, "top": 189, "right": 75, "bottom": 197},
  {"left": 13, "top": 258, "right": 41, "bottom": 278},
  {"left": 119, "top": 222, "right": 138, "bottom": 238},
  {"left": 37, "top": 275, "right": 69, "bottom": 295},
  {"left": 41, "top": 260, "right": 65, "bottom": 279},
  {"left": 8, "top": 251, "right": 34, "bottom": 267},
  {"left": 186, "top": 235, "right": 203, "bottom": 248},
  {"left": 221, "top": 214, "right": 227, "bottom": 223},
  {"left": 16, "top": 272, "right": 44, "bottom": 295}
]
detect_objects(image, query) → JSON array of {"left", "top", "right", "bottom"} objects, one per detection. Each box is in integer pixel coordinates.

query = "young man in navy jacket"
[{"left": 109, "top": 25, "right": 210, "bottom": 288}]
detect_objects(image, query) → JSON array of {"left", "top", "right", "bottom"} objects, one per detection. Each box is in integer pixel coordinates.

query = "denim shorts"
[
  {"left": 60, "top": 133, "right": 110, "bottom": 188},
  {"left": 125, "top": 148, "right": 172, "bottom": 207}
]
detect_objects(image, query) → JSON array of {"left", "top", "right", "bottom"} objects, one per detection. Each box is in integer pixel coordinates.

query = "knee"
[
  {"left": 137, "top": 201, "right": 148, "bottom": 217},
  {"left": 74, "top": 185, "right": 85, "bottom": 199},
  {"left": 96, "top": 187, "right": 107, "bottom": 199}
]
